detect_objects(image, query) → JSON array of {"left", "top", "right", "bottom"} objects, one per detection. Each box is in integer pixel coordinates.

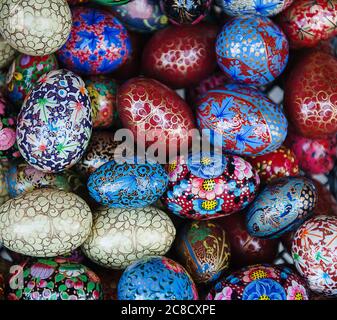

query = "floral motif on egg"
[
  {"left": 85, "top": 77, "right": 117, "bottom": 128},
  {"left": 8, "top": 259, "right": 102, "bottom": 300},
  {"left": 0, "top": 162, "right": 10, "bottom": 206},
  {"left": 0, "top": 36, "right": 16, "bottom": 69},
  {"left": 216, "top": 0, "right": 294, "bottom": 16},
  {"left": 16, "top": 69, "right": 92, "bottom": 173},
  {"left": 196, "top": 84, "right": 288, "bottom": 156},
  {"left": 162, "top": 152, "right": 260, "bottom": 220},
  {"left": 111, "top": 0, "right": 168, "bottom": 33},
  {"left": 292, "top": 216, "right": 337, "bottom": 296},
  {"left": 0, "top": 0, "right": 72, "bottom": 56},
  {"left": 206, "top": 264, "right": 309, "bottom": 300},
  {"left": 6, "top": 54, "right": 58, "bottom": 108},
  {"left": 216, "top": 16, "right": 289, "bottom": 85},
  {"left": 0, "top": 93, "right": 20, "bottom": 160},
  {"left": 57, "top": 7, "right": 131, "bottom": 75},
  {"left": 117, "top": 256, "right": 199, "bottom": 300}
]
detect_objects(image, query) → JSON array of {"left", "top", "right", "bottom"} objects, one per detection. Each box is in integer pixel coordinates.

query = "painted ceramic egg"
[
  {"left": 284, "top": 51, "right": 337, "bottom": 139},
  {"left": 7, "top": 258, "right": 102, "bottom": 300},
  {"left": 248, "top": 146, "right": 299, "bottom": 184},
  {"left": 16, "top": 69, "right": 92, "bottom": 173},
  {"left": 82, "top": 206, "right": 176, "bottom": 269},
  {"left": 282, "top": 180, "right": 337, "bottom": 253},
  {"left": 111, "top": 0, "right": 168, "bottom": 33},
  {"left": 175, "top": 220, "right": 230, "bottom": 284},
  {"left": 94, "top": 0, "right": 132, "bottom": 5},
  {"left": 85, "top": 77, "right": 118, "bottom": 129},
  {"left": 0, "top": 161, "right": 10, "bottom": 206},
  {"left": 0, "top": 188, "right": 92, "bottom": 257},
  {"left": 0, "top": 0, "right": 72, "bottom": 56},
  {"left": 5, "top": 162, "right": 80, "bottom": 197},
  {"left": 278, "top": 0, "right": 337, "bottom": 49},
  {"left": 292, "top": 216, "right": 337, "bottom": 296},
  {"left": 246, "top": 177, "right": 317, "bottom": 239},
  {"left": 87, "top": 159, "right": 168, "bottom": 208},
  {"left": 6, "top": 54, "right": 58, "bottom": 108},
  {"left": 117, "top": 256, "right": 199, "bottom": 300},
  {"left": 285, "top": 130, "right": 337, "bottom": 175},
  {"left": 162, "top": 152, "right": 260, "bottom": 220},
  {"left": 142, "top": 23, "right": 218, "bottom": 89},
  {"left": 117, "top": 77, "right": 196, "bottom": 154},
  {"left": 206, "top": 264, "right": 309, "bottom": 300},
  {"left": 76, "top": 131, "right": 132, "bottom": 177},
  {"left": 220, "top": 214, "right": 279, "bottom": 268},
  {"left": 0, "top": 36, "right": 16, "bottom": 69},
  {"left": 196, "top": 84, "right": 288, "bottom": 156},
  {"left": 0, "top": 93, "right": 20, "bottom": 161},
  {"left": 162, "top": 0, "right": 212, "bottom": 25},
  {"left": 216, "top": 0, "right": 294, "bottom": 16},
  {"left": 57, "top": 7, "right": 131, "bottom": 75},
  {"left": 216, "top": 16, "right": 289, "bottom": 86}
]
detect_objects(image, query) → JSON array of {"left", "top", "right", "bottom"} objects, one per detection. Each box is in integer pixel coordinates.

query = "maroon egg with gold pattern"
[
  {"left": 284, "top": 51, "right": 337, "bottom": 138},
  {"left": 174, "top": 220, "right": 231, "bottom": 284},
  {"left": 142, "top": 23, "right": 219, "bottom": 89}
]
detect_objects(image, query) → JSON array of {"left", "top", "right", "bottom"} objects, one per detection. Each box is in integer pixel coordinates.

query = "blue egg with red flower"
[{"left": 57, "top": 7, "right": 131, "bottom": 75}]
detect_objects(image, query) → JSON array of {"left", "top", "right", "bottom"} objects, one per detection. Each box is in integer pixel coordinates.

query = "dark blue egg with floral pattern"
[
  {"left": 216, "top": 16, "right": 289, "bottom": 85},
  {"left": 117, "top": 256, "right": 199, "bottom": 300},
  {"left": 246, "top": 177, "right": 317, "bottom": 239},
  {"left": 87, "top": 158, "right": 169, "bottom": 208}
]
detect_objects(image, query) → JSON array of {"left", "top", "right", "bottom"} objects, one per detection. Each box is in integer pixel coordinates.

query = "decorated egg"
[
  {"left": 220, "top": 214, "right": 279, "bottom": 268},
  {"left": 16, "top": 69, "right": 92, "bottom": 173},
  {"left": 206, "top": 264, "right": 309, "bottom": 300},
  {"left": 87, "top": 158, "right": 168, "bottom": 208},
  {"left": 216, "top": 16, "right": 289, "bottom": 85},
  {"left": 196, "top": 84, "right": 288, "bottom": 156},
  {"left": 0, "top": 0, "right": 72, "bottom": 56},
  {"left": 0, "top": 161, "right": 10, "bottom": 206},
  {"left": 117, "top": 256, "right": 199, "bottom": 300},
  {"left": 76, "top": 131, "right": 133, "bottom": 177},
  {"left": 0, "top": 188, "right": 92, "bottom": 257},
  {"left": 7, "top": 258, "right": 102, "bottom": 300},
  {"left": 94, "top": 0, "right": 132, "bottom": 5},
  {"left": 246, "top": 177, "right": 317, "bottom": 239},
  {"left": 162, "top": 0, "right": 212, "bottom": 25},
  {"left": 285, "top": 130, "right": 337, "bottom": 175},
  {"left": 6, "top": 54, "right": 58, "bottom": 108},
  {"left": 162, "top": 152, "right": 260, "bottom": 220},
  {"left": 111, "top": 0, "right": 168, "bottom": 33},
  {"left": 284, "top": 51, "right": 337, "bottom": 139},
  {"left": 57, "top": 7, "right": 131, "bottom": 75},
  {"left": 175, "top": 220, "right": 230, "bottom": 284},
  {"left": 85, "top": 77, "right": 118, "bottom": 129},
  {"left": 216, "top": 0, "right": 294, "bottom": 16},
  {"left": 82, "top": 206, "right": 176, "bottom": 269},
  {"left": 142, "top": 23, "right": 218, "bottom": 89},
  {"left": 248, "top": 146, "right": 299, "bottom": 184},
  {"left": 278, "top": 0, "right": 337, "bottom": 49},
  {"left": 282, "top": 180, "right": 337, "bottom": 253},
  {"left": 0, "top": 36, "right": 16, "bottom": 69},
  {"left": 0, "top": 93, "right": 20, "bottom": 160},
  {"left": 117, "top": 77, "right": 196, "bottom": 154},
  {"left": 5, "top": 162, "right": 82, "bottom": 198},
  {"left": 292, "top": 216, "right": 337, "bottom": 296}
]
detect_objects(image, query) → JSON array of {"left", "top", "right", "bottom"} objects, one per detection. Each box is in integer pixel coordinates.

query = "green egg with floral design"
[{"left": 8, "top": 258, "right": 103, "bottom": 300}]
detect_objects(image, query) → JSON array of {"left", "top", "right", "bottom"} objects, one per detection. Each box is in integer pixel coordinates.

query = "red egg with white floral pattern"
[
  {"left": 142, "top": 23, "right": 219, "bottom": 89},
  {"left": 284, "top": 51, "right": 337, "bottom": 138},
  {"left": 162, "top": 152, "right": 260, "bottom": 220},
  {"left": 206, "top": 264, "right": 309, "bottom": 300},
  {"left": 292, "top": 216, "right": 337, "bottom": 296},
  {"left": 248, "top": 146, "right": 299, "bottom": 184},
  {"left": 285, "top": 130, "right": 337, "bottom": 175},
  {"left": 278, "top": 0, "right": 337, "bottom": 49},
  {"left": 117, "top": 77, "right": 196, "bottom": 154}
]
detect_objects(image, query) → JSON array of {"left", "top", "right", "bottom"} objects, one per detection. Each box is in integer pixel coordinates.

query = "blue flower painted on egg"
[{"left": 242, "top": 279, "right": 287, "bottom": 300}]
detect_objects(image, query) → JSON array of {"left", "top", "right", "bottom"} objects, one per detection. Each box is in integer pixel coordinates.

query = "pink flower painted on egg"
[
  {"left": 0, "top": 127, "right": 16, "bottom": 150},
  {"left": 128, "top": 0, "right": 153, "bottom": 19},
  {"left": 233, "top": 156, "right": 254, "bottom": 180}
]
